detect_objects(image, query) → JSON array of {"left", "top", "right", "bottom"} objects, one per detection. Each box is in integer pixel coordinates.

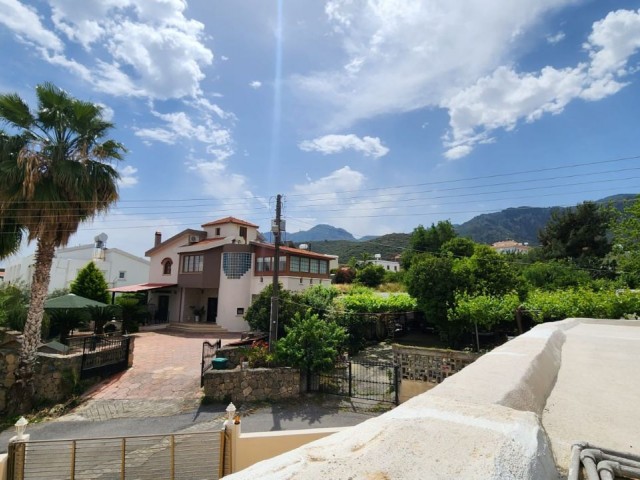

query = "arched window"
[{"left": 162, "top": 258, "right": 173, "bottom": 275}]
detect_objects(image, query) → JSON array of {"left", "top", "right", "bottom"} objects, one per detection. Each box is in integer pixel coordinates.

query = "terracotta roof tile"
[{"left": 202, "top": 216, "right": 259, "bottom": 228}]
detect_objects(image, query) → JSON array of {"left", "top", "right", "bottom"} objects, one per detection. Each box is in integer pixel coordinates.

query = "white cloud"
[
  {"left": 546, "top": 31, "right": 566, "bottom": 44},
  {"left": 249, "top": 81, "right": 262, "bottom": 89},
  {"left": 299, "top": 134, "right": 389, "bottom": 158},
  {"left": 118, "top": 165, "right": 139, "bottom": 188},
  {"left": 135, "top": 110, "right": 234, "bottom": 161},
  {"left": 294, "top": 0, "right": 578, "bottom": 128},
  {"left": 10, "top": 0, "right": 215, "bottom": 100},
  {"left": 96, "top": 103, "right": 115, "bottom": 122},
  {"left": 442, "top": 8, "right": 640, "bottom": 159},
  {"left": 0, "top": 0, "right": 64, "bottom": 51},
  {"left": 221, "top": 55, "right": 229, "bottom": 61},
  {"left": 187, "top": 157, "right": 256, "bottom": 214},
  {"left": 293, "top": 166, "right": 366, "bottom": 205}
]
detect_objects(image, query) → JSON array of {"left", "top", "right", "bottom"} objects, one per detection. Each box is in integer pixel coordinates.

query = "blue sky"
[{"left": 1, "top": 0, "right": 640, "bottom": 261}]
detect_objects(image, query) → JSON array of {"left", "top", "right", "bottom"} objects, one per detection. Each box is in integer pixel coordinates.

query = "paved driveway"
[{"left": 60, "top": 329, "right": 240, "bottom": 422}]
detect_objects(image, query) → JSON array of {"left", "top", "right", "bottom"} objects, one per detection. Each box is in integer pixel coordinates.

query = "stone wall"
[
  {"left": 203, "top": 367, "right": 300, "bottom": 403},
  {"left": 392, "top": 344, "right": 480, "bottom": 384},
  {"left": 216, "top": 346, "right": 244, "bottom": 369},
  {"left": 0, "top": 331, "right": 136, "bottom": 413},
  {"left": 0, "top": 348, "right": 83, "bottom": 412}
]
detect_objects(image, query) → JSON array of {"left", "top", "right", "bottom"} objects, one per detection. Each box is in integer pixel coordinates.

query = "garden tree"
[
  {"left": 115, "top": 294, "right": 147, "bottom": 333},
  {"left": 0, "top": 283, "right": 29, "bottom": 331},
  {"left": 85, "top": 305, "right": 119, "bottom": 334},
  {"left": 405, "top": 254, "right": 460, "bottom": 341},
  {"left": 441, "top": 237, "right": 476, "bottom": 258},
  {"left": 355, "top": 264, "right": 386, "bottom": 288},
  {"left": 244, "top": 283, "right": 305, "bottom": 336},
  {"left": 47, "top": 309, "right": 88, "bottom": 344},
  {"left": 0, "top": 83, "right": 124, "bottom": 412},
  {"left": 276, "top": 312, "right": 347, "bottom": 373},
  {"left": 299, "top": 285, "right": 339, "bottom": 319},
  {"left": 521, "top": 260, "right": 592, "bottom": 290},
  {"left": 70, "top": 262, "right": 110, "bottom": 303},
  {"left": 402, "top": 221, "right": 457, "bottom": 269},
  {"left": 462, "top": 245, "right": 517, "bottom": 297},
  {"left": 538, "top": 201, "right": 614, "bottom": 264},
  {"left": 333, "top": 266, "right": 356, "bottom": 284},
  {"left": 610, "top": 196, "right": 640, "bottom": 287}
]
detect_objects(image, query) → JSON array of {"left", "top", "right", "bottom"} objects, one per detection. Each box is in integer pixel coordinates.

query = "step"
[{"left": 166, "top": 322, "right": 229, "bottom": 334}]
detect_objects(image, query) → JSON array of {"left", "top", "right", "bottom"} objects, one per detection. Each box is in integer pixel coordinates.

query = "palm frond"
[{"left": 0, "top": 94, "right": 35, "bottom": 130}]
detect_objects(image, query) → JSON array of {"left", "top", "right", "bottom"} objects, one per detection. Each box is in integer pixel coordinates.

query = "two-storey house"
[{"left": 136, "top": 217, "right": 333, "bottom": 332}]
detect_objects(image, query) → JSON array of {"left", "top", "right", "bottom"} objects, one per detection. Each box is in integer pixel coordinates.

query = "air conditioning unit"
[{"left": 189, "top": 235, "right": 199, "bottom": 244}]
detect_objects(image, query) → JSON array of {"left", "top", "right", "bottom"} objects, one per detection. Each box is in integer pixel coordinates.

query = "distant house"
[
  {"left": 126, "top": 217, "right": 334, "bottom": 332},
  {"left": 370, "top": 254, "right": 400, "bottom": 272},
  {"left": 4, "top": 233, "right": 149, "bottom": 292},
  {"left": 0, "top": 268, "right": 4, "bottom": 283},
  {"left": 491, "top": 240, "right": 531, "bottom": 254}
]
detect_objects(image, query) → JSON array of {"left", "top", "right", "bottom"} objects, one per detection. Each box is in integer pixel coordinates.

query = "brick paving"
[{"left": 58, "top": 329, "right": 241, "bottom": 422}]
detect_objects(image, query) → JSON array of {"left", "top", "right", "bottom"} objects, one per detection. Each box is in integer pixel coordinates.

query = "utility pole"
[{"left": 269, "top": 194, "right": 283, "bottom": 352}]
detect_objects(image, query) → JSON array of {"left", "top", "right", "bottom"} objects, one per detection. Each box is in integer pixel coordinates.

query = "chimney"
[{"left": 155, "top": 231, "right": 162, "bottom": 247}]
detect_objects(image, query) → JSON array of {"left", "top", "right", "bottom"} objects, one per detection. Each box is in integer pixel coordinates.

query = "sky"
[{"left": 1, "top": 0, "right": 640, "bottom": 262}]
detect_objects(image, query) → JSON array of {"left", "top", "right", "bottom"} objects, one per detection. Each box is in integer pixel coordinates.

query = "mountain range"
[{"left": 268, "top": 194, "right": 636, "bottom": 263}]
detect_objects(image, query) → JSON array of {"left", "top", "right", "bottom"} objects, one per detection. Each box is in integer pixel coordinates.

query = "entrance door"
[
  {"left": 207, "top": 297, "right": 218, "bottom": 323},
  {"left": 157, "top": 295, "right": 169, "bottom": 323}
]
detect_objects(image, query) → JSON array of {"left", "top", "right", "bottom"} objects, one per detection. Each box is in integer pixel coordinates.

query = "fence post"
[
  {"left": 348, "top": 361, "right": 353, "bottom": 398},
  {"left": 7, "top": 438, "right": 28, "bottom": 480},
  {"left": 394, "top": 364, "right": 400, "bottom": 405}
]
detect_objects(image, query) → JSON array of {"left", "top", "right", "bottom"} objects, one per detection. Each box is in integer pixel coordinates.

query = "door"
[
  {"left": 207, "top": 297, "right": 218, "bottom": 323},
  {"left": 157, "top": 295, "right": 169, "bottom": 323}
]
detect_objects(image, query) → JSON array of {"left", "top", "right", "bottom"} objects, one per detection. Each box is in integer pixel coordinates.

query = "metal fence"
[
  {"left": 201, "top": 339, "right": 222, "bottom": 387},
  {"left": 7, "top": 430, "right": 225, "bottom": 480},
  {"left": 309, "top": 360, "right": 399, "bottom": 405},
  {"left": 80, "top": 335, "right": 130, "bottom": 379}
]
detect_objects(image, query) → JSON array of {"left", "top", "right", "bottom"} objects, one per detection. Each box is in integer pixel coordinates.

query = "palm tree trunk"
[{"left": 8, "top": 237, "right": 55, "bottom": 414}]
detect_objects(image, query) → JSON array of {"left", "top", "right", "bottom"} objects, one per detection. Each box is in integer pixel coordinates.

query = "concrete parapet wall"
[
  {"left": 203, "top": 367, "right": 300, "bottom": 403},
  {"left": 224, "top": 319, "right": 590, "bottom": 479}
]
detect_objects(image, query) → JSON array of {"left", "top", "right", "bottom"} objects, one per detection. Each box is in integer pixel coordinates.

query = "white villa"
[
  {"left": 118, "top": 217, "right": 334, "bottom": 332},
  {"left": 3, "top": 233, "right": 150, "bottom": 293}
]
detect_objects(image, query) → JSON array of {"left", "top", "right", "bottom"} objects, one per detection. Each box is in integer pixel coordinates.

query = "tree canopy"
[
  {"left": 70, "top": 262, "right": 110, "bottom": 303},
  {"left": 0, "top": 82, "right": 125, "bottom": 412}
]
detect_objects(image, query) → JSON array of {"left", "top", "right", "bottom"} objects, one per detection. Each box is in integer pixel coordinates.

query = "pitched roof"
[
  {"left": 144, "top": 229, "right": 205, "bottom": 256},
  {"left": 202, "top": 216, "right": 259, "bottom": 228},
  {"left": 251, "top": 242, "right": 334, "bottom": 260}
]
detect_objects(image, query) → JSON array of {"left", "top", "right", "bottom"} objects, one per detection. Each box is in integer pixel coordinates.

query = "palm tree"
[{"left": 0, "top": 83, "right": 125, "bottom": 411}]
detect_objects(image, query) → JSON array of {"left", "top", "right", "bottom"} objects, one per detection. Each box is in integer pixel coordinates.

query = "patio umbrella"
[{"left": 44, "top": 293, "right": 108, "bottom": 309}]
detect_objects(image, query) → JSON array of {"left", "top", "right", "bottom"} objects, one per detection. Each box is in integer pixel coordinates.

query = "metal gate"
[
  {"left": 309, "top": 360, "right": 399, "bottom": 405},
  {"left": 7, "top": 430, "right": 226, "bottom": 480},
  {"left": 201, "top": 339, "right": 222, "bottom": 387},
  {"left": 80, "top": 335, "right": 130, "bottom": 380}
]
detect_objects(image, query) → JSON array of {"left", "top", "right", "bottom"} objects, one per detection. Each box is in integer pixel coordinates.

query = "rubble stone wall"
[{"left": 203, "top": 367, "right": 300, "bottom": 403}]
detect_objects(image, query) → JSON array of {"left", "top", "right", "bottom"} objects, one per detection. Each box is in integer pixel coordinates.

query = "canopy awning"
[{"left": 108, "top": 283, "right": 176, "bottom": 293}]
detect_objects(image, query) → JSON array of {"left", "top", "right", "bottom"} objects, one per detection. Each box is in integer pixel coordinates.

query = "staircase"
[{"left": 166, "top": 322, "right": 229, "bottom": 335}]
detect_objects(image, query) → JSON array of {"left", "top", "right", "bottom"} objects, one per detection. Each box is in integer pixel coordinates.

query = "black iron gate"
[
  {"left": 201, "top": 339, "right": 222, "bottom": 387},
  {"left": 309, "top": 360, "right": 399, "bottom": 405},
  {"left": 80, "top": 335, "right": 130, "bottom": 379}
]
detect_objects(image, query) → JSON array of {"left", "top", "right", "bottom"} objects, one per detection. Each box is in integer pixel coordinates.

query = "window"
[
  {"left": 162, "top": 258, "right": 173, "bottom": 275},
  {"left": 182, "top": 255, "right": 203, "bottom": 273},
  {"left": 239, "top": 226, "right": 247, "bottom": 241},
  {"left": 223, "top": 252, "right": 252, "bottom": 279},
  {"left": 290, "top": 256, "right": 300, "bottom": 272},
  {"left": 310, "top": 259, "right": 319, "bottom": 274},
  {"left": 278, "top": 256, "right": 286, "bottom": 272},
  {"left": 300, "top": 257, "right": 310, "bottom": 273},
  {"left": 319, "top": 261, "right": 327, "bottom": 274},
  {"left": 118, "top": 271, "right": 126, "bottom": 280},
  {"left": 236, "top": 307, "right": 245, "bottom": 315},
  {"left": 215, "top": 227, "right": 221, "bottom": 236}
]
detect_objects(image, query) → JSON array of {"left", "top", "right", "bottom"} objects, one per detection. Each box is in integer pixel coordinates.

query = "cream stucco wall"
[
  {"left": 217, "top": 258, "right": 252, "bottom": 332},
  {"left": 234, "top": 427, "right": 348, "bottom": 471}
]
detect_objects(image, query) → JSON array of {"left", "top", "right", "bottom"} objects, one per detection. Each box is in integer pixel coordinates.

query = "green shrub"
[
  {"left": 276, "top": 312, "right": 347, "bottom": 373},
  {"left": 356, "top": 264, "right": 386, "bottom": 287},
  {"left": 449, "top": 293, "right": 520, "bottom": 331}
]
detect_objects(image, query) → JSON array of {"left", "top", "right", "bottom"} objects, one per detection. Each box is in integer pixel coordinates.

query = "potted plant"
[{"left": 190, "top": 305, "right": 206, "bottom": 322}]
